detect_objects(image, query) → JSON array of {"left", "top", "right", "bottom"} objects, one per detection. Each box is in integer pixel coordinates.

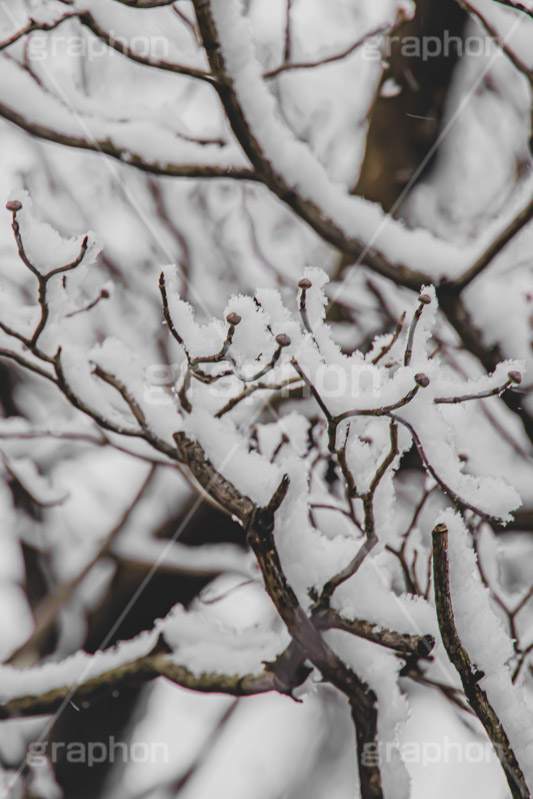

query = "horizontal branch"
[
  {"left": 315, "top": 608, "right": 434, "bottom": 659},
  {"left": 0, "top": 646, "right": 290, "bottom": 720},
  {"left": 435, "top": 373, "right": 519, "bottom": 404},
  {"left": 264, "top": 24, "right": 389, "bottom": 79},
  {"left": 112, "top": 0, "right": 178, "bottom": 7},
  {"left": 0, "top": 12, "right": 77, "bottom": 50},
  {"left": 0, "top": 101, "right": 258, "bottom": 182},
  {"left": 0, "top": 599, "right": 436, "bottom": 720}
]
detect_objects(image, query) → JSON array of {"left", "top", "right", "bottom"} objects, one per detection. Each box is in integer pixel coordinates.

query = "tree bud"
[{"left": 415, "top": 373, "right": 430, "bottom": 387}]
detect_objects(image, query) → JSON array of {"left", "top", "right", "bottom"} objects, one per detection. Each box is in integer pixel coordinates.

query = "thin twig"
[
  {"left": 0, "top": 12, "right": 78, "bottom": 51},
  {"left": 452, "top": 193, "right": 533, "bottom": 289},
  {"left": 264, "top": 24, "right": 390, "bottom": 79}
]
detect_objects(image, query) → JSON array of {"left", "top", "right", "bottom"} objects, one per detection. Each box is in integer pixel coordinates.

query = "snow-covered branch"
[
  {"left": 432, "top": 519, "right": 532, "bottom": 799},
  {"left": 0, "top": 197, "right": 530, "bottom": 797}
]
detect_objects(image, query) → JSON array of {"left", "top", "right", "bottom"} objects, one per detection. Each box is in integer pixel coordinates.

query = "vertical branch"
[
  {"left": 404, "top": 293, "right": 431, "bottom": 366},
  {"left": 432, "top": 524, "right": 530, "bottom": 799},
  {"left": 248, "top": 481, "right": 384, "bottom": 799},
  {"left": 318, "top": 421, "right": 398, "bottom": 604},
  {"left": 283, "top": 0, "right": 293, "bottom": 63},
  {"left": 7, "top": 201, "right": 89, "bottom": 348}
]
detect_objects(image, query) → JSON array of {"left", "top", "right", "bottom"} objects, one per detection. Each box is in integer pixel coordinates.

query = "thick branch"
[
  {"left": 192, "top": 0, "right": 431, "bottom": 293},
  {"left": 247, "top": 482, "right": 383, "bottom": 799},
  {"left": 0, "top": 648, "right": 290, "bottom": 720},
  {"left": 162, "top": 427, "right": 384, "bottom": 795}
]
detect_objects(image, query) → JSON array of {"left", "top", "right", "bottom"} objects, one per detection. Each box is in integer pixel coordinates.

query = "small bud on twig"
[
  {"left": 6, "top": 200, "right": 22, "bottom": 213},
  {"left": 415, "top": 373, "right": 430, "bottom": 387},
  {"left": 275, "top": 333, "right": 291, "bottom": 348},
  {"left": 418, "top": 294, "right": 431, "bottom": 305},
  {"left": 226, "top": 312, "right": 241, "bottom": 326},
  {"left": 298, "top": 278, "right": 312, "bottom": 290},
  {"left": 508, "top": 371, "right": 522, "bottom": 385}
]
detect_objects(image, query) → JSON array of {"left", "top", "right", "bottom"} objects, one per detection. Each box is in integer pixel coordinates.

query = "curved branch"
[
  {"left": 491, "top": 0, "right": 533, "bottom": 20},
  {"left": 0, "top": 12, "right": 78, "bottom": 51},
  {"left": 79, "top": 12, "right": 215, "bottom": 84},
  {"left": 112, "top": 0, "right": 178, "bottom": 7},
  {"left": 264, "top": 23, "right": 390, "bottom": 79},
  {"left": 391, "top": 413, "right": 505, "bottom": 524},
  {"left": 0, "top": 101, "right": 258, "bottom": 182}
]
